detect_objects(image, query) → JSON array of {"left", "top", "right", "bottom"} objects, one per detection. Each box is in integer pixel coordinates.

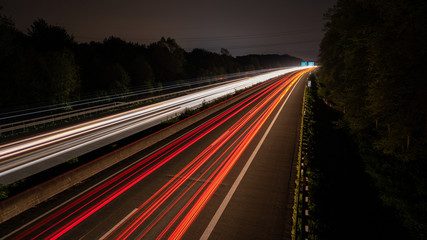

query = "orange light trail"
[
  {"left": 8, "top": 68, "right": 313, "bottom": 240},
  {"left": 167, "top": 70, "right": 307, "bottom": 240},
  {"left": 109, "top": 72, "right": 298, "bottom": 239},
  {"left": 107, "top": 69, "right": 309, "bottom": 239}
]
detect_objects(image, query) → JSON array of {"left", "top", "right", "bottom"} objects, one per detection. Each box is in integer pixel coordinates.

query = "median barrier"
[{"left": 0, "top": 82, "right": 264, "bottom": 224}]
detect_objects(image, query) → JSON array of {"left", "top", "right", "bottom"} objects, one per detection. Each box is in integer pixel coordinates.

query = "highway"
[
  {"left": 0, "top": 67, "right": 309, "bottom": 184},
  {"left": 0, "top": 67, "right": 313, "bottom": 239}
]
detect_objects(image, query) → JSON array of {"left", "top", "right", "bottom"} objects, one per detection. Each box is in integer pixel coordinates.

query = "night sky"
[{"left": 0, "top": 0, "right": 336, "bottom": 60}]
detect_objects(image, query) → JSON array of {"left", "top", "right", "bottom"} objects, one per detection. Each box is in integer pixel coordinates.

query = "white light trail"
[{"left": 0, "top": 66, "right": 310, "bottom": 183}]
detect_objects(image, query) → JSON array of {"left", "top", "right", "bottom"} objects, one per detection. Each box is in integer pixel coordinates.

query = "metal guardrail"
[
  {"left": 0, "top": 75, "right": 240, "bottom": 135},
  {"left": 0, "top": 102, "right": 123, "bottom": 135},
  {"left": 292, "top": 77, "right": 311, "bottom": 240}
]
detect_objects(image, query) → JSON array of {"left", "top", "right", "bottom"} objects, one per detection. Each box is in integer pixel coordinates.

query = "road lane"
[
  {"left": 200, "top": 71, "right": 302, "bottom": 240},
  {"left": 0, "top": 68, "right": 313, "bottom": 239},
  {"left": 197, "top": 71, "right": 308, "bottom": 240},
  {"left": 0, "top": 67, "right": 309, "bottom": 184}
]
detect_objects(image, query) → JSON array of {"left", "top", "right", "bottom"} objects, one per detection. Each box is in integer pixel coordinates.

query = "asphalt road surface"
[
  {"left": 0, "top": 68, "right": 312, "bottom": 240},
  {"left": 0, "top": 67, "right": 306, "bottom": 185}
]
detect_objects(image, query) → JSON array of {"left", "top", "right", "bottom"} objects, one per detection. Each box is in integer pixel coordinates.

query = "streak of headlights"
[{"left": 0, "top": 66, "right": 310, "bottom": 183}]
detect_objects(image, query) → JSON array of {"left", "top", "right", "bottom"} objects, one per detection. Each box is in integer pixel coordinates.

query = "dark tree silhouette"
[
  {"left": 0, "top": 12, "right": 302, "bottom": 111},
  {"left": 318, "top": 0, "right": 427, "bottom": 238}
]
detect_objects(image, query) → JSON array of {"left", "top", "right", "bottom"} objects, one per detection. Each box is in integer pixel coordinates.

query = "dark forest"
[
  {"left": 318, "top": 0, "right": 427, "bottom": 238},
  {"left": 0, "top": 13, "right": 301, "bottom": 111}
]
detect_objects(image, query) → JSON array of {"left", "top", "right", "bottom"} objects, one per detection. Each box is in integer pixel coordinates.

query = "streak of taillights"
[
  {"left": 111, "top": 76, "right": 294, "bottom": 239},
  {"left": 105, "top": 70, "right": 308, "bottom": 239},
  {"left": 42, "top": 74, "right": 291, "bottom": 240},
  {"left": 167, "top": 71, "right": 306, "bottom": 240},
  {"left": 9, "top": 69, "right": 311, "bottom": 240}
]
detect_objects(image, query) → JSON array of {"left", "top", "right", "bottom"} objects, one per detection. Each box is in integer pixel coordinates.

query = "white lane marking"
[
  {"left": 99, "top": 208, "right": 138, "bottom": 240},
  {"left": 200, "top": 74, "right": 304, "bottom": 240}
]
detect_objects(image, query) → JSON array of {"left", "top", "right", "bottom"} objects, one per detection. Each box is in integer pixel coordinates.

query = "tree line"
[
  {"left": 318, "top": 0, "right": 427, "bottom": 238},
  {"left": 0, "top": 12, "right": 302, "bottom": 111}
]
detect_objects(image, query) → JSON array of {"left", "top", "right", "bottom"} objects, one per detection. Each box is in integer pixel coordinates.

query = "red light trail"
[{"left": 9, "top": 68, "right": 312, "bottom": 240}]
